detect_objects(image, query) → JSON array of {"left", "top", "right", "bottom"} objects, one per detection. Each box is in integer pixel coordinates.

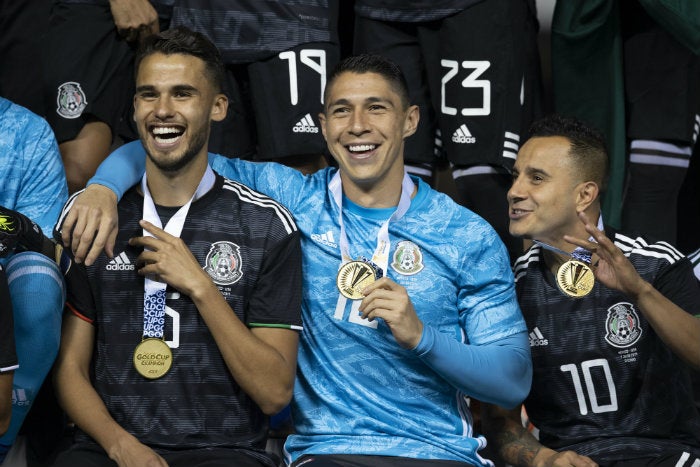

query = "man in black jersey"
[
  {"left": 52, "top": 27, "right": 302, "bottom": 467},
  {"left": 484, "top": 115, "right": 700, "bottom": 467}
]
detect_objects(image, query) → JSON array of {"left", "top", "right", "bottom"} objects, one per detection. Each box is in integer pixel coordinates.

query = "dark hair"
[
  {"left": 134, "top": 26, "right": 225, "bottom": 93},
  {"left": 324, "top": 54, "right": 411, "bottom": 109},
  {"left": 528, "top": 114, "right": 609, "bottom": 193}
]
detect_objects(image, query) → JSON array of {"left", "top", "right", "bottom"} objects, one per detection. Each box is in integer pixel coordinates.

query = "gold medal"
[
  {"left": 336, "top": 260, "right": 378, "bottom": 300},
  {"left": 556, "top": 259, "right": 594, "bottom": 298},
  {"left": 133, "top": 338, "right": 172, "bottom": 379}
]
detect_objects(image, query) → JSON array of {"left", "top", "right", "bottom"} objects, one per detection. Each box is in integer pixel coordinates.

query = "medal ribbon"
[
  {"left": 329, "top": 170, "right": 414, "bottom": 276},
  {"left": 141, "top": 165, "right": 215, "bottom": 339},
  {"left": 533, "top": 215, "right": 604, "bottom": 265}
]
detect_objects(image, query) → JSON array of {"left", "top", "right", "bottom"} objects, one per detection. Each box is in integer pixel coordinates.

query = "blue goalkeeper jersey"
[
  {"left": 0, "top": 97, "right": 68, "bottom": 237},
  {"left": 204, "top": 157, "right": 525, "bottom": 465}
]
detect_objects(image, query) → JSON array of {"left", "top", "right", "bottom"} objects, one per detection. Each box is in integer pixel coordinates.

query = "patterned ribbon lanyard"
[
  {"left": 533, "top": 215, "right": 604, "bottom": 263},
  {"left": 140, "top": 165, "right": 215, "bottom": 339},
  {"left": 534, "top": 215, "right": 604, "bottom": 298},
  {"left": 329, "top": 171, "right": 414, "bottom": 299}
]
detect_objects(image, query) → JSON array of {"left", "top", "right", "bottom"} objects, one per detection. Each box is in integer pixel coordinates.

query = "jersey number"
[
  {"left": 441, "top": 60, "right": 491, "bottom": 116},
  {"left": 333, "top": 295, "right": 378, "bottom": 329},
  {"left": 279, "top": 50, "right": 327, "bottom": 105},
  {"left": 560, "top": 359, "right": 618, "bottom": 415},
  {"left": 164, "top": 292, "right": 181, "bottom": 349}
]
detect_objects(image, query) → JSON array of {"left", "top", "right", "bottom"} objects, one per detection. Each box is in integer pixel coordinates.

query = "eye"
[
  {"left": 137, "top": 91, "right": 157, "bottom": 100},
  {"left": 368, "top": 104, "right": 387, "bottom": 112}
]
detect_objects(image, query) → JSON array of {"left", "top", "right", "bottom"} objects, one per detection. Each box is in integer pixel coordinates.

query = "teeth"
[
  {"left": 348, "top": 144, "right": 376, "bottom": 152},
  {"left": 152, "top": 127, "right": 182, "bottom": 135}
]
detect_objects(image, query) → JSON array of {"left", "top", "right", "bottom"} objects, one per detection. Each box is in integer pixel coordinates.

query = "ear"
[
  {"left": 403, "top": 104, "right": 419, "bottom": 138},
  {"left": 210, "top": 94, "right": 228, "bottom": 122},
  {"left": 318, "top": 112, "right": 327, "bottom": 141},
  {"left": 575, "top": 181, "right": 599, "bottom": 211}
]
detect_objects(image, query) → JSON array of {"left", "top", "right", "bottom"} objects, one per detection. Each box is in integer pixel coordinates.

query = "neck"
[
  {"left": 144, "top": 158, "right": 208, "bottom": 207},
  {"left": 340, "top": 170, "right": 414, "bottom": 208}
]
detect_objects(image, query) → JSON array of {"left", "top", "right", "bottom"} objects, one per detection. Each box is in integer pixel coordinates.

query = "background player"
[
  {"left": 0, "top": 96, "right": 67, "bottom": 464},
  {"left": 169, "top": 0, "right": 341, "bottom": 174}
]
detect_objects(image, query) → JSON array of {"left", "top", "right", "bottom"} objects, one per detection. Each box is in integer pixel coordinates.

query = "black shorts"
[
  {"left": 353, "top": 0, "right": 542, "bottom": 169},
  {"left": 42, "top": 2, "right": 139, "bottom": 143},
  {"left": 292, "top": 454, "right": 474, "bottom": 467},
  {"left": 623, "top": 15, "right": 700, "bottom": 145},
  {"left": 209, "top": 41, "right": 340, "bottom": 160},
  {"left": 0, "top": 0, "right": 52, "bottom": 116}
]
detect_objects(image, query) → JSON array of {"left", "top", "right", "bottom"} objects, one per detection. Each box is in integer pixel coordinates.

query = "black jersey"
[
  {"left": 170, "top": 0, "right": 339, "bottom": 64},
  {"left": 60, "top": 173, "right": 302, "bottom": 463},
  {"left": 513, "top": 230, "right": 700, "bottom": 463},
  {"left": 354, "top": 0, "right": 483, "bottom": 22}
]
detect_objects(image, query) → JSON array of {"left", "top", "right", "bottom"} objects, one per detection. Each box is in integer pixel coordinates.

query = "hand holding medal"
[{"left": 563, "top": 211, "right": 648, "bottom": 299}]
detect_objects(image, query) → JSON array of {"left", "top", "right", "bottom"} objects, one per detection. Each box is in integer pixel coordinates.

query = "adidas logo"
[
  {"left": 529, "top": 327, "right": 548, "bottom": 347},
  {"left": 293, "top": 113, "right": 319, "bottom": 133},
  {"left": 311, "top": 230, "right": 337, "bottom": 248},
  {"left": 106, "top": 251, "right": 135, "bottom": 271},
  {"left": 451, "top": 124, "right": 476, "bottom": 144},
  {"left": 12, "top": 388, "right": 31, "bottom": 407}
]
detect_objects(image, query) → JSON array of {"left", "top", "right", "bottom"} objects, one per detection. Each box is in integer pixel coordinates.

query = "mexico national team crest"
[
  {"left": 391, "top": 241, "right": 424, "bottom": 275},
  {"left": 604, "top": 302, "right": 642, "bottom": 348},
  {"left": 56, "top": 82, "right": 87, "bottom": 119},
  {"left": 203, "top": 241, "right": 243, "bottom": 285}
]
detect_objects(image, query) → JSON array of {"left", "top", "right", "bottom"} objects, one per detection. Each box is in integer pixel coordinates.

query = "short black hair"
[
  {"left": 134, "top": 26, "right": 225, "bottom": 93},
  {"left": 324, "top": 54, "right": 411, "bottom": 109},
  {"left": 528, "top": 114, "right": 609, "bottom": 193}
]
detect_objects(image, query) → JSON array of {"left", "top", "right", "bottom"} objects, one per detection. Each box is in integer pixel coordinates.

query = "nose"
[
  {"left": 507, "top": 174, "right": 524, "bottom": 204},
  {"left": 349, "top": 110, "right": 370, "bottom": 135},
  {"left": 154, "top": 96, "right": 174, "bottom": 119}
]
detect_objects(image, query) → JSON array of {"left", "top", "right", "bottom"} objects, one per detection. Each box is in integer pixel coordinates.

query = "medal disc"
[
  {"left": 556, "top": 260, "right": 594, "bottom": 298},
  {"left": 337, "top": 260, "right": 378, "bottom": 300},
  {"left": 133, "top": 338, "right": 172, "bottom": 379}
]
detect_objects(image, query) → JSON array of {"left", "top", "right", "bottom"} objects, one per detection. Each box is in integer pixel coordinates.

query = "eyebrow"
[
  {"left": 135, "top": 84, "right": 199, "bottom": 94},
  {"left": 328, "top": 96, "right": 392, "bottom": 107}
]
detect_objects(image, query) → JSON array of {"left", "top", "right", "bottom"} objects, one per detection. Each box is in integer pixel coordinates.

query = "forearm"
[
  {"left": 54, "top": 364, "right": 138, "bottom": 460},
  {"left": 633, "top": 282, "right": 700, "bottom": 369},
  {"left": 87, "top": 140, "right": 146, "bottom": 201},
  {"left": 191, "top": 282, "right": 297, "bottom": 414},
  {"left": 413, "top": 328, "right": 532, "bottom": 408}
]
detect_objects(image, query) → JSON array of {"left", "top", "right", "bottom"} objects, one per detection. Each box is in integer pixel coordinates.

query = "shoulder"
[
  {"left": 220, "top": 177, "right": 297, "bottom": 234},
  {"left": 513, "top": 244, "right": 542, "bottom": 283},
  {"left": 611, "top": 230, "right": 685, "bottom": 267}
]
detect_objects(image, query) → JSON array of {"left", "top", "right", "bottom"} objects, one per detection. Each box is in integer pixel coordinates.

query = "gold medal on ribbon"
[
  {"left": 556, "top": 259, "right": 594, "bottom": 298},
  {"left": 133, "top": 338, "right": 173, "bottom": 379},
  {"left": 337, "top": 260, "right": 378, "bottom": 300}
]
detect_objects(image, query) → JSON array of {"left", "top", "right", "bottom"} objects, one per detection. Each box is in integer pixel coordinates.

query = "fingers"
[{"left": 70, "top": 208, "right": 99, "bottom": 264}]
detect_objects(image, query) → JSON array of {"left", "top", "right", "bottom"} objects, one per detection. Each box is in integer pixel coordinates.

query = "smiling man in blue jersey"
[{"left": 57, "top": 52, "right": 532, "bottom": 467}]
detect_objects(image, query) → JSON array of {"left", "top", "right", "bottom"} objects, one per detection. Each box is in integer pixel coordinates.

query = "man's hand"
[
  {"left": 359, "top": 277, "right": 424, "bottom": 349},
  {"left": 59, "top": 185, "right": 118, "bottom": 266},
  {"left": 534, "top": 448, "right": 598, "bottom": 467},
  {"left": 107, "top": 433, "right": 169, "bottom": 467},
  {"left": 129, "top": 220, "right": 213, "bottom": 298},
  {"left": 564, "top": 211, "right": 647, "bottom": 298},
  {"left": 109, "top": 0, "right": 159, "bottom": 43}
]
